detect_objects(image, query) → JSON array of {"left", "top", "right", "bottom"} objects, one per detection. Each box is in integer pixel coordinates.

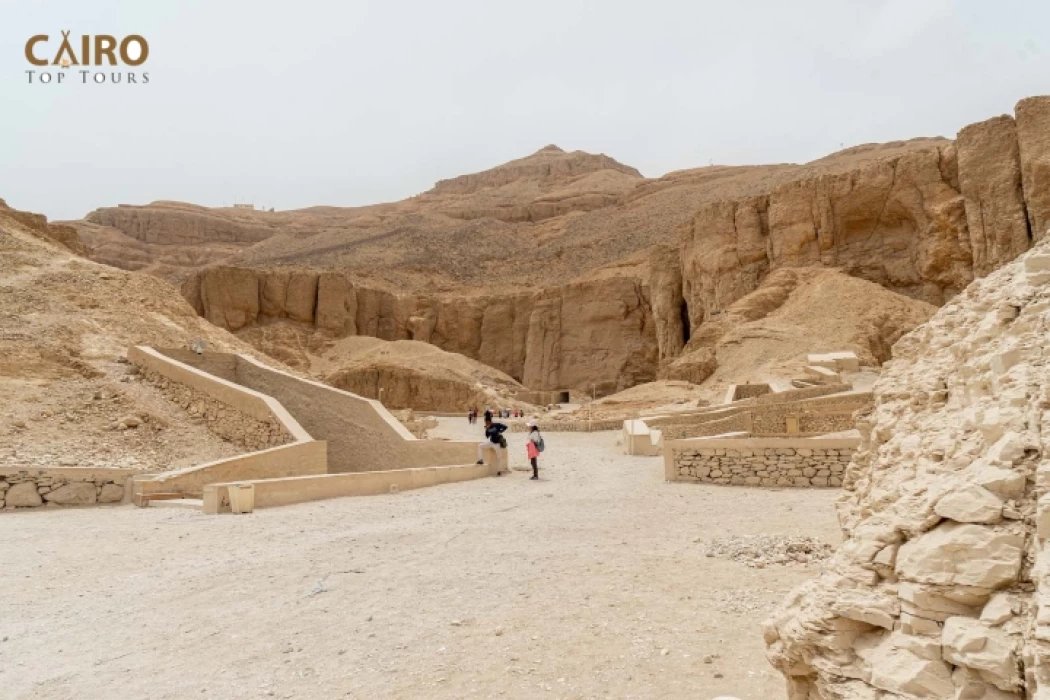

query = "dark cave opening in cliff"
[{"left": 680, "top": 300, "right": 691, "bottom": 345}]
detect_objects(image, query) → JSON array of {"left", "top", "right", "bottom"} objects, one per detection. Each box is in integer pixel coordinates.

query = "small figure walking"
[{"left": 526, "top": 419, "right": 544, "bottom": 480}]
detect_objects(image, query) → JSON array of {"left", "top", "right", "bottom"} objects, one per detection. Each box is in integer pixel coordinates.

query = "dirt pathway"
[{"left": 1, "top": 419, "right": 840, "bottom": 699}]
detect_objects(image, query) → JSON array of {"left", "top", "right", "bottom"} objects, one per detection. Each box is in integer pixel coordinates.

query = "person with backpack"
[
  {"left": 526, "top": 419, "right": 544, "bottom": 480},
  {"left": 476, "top": 416, "right": 509, "bottom": 475}
]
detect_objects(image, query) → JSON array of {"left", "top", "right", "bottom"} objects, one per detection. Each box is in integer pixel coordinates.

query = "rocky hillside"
[
  {"left": 0, "top": 200, "right": 274, "bottom": 473},
  {"left": 67, "top": 96, "right": 1050, "bottom": 395},
  {"left": 764, "top": 232, "right": 1050, "bottom": 698},
  {"left": 663, "top": 267, "right": 936, "bottom": 396},
  {"left": 233, "top": 324, "right": 535, "bottom": 413}
]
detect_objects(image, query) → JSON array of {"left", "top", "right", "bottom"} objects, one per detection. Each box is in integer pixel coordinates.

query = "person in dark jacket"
[{"left": 476, "top": 416, "right": 509, "bottom": 475}]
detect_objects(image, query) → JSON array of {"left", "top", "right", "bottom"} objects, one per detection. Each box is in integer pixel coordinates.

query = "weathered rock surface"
[
  {"left": 764, "top": 231, "right": 1050, "bottom": 699},
  {"left": 70, "top": 97, "right": 1050, "bottom": 398},
  {"left": 189, "top": 266, "right": 657, "bottom": 393},
  {"left": 5, "top": 481, "right": 43, "bottom": 507},
  {"left": 44, "top": 483, "right": 98, "bottom": 505},
  {"left": 957, "top": 115, "right": 1031, "bottom": 277}
]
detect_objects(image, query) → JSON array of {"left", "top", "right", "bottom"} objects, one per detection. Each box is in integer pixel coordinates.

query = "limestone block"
[
  {"left": 974, "top": 466, "right": 1026, "bottom": 500},
  {"left": 97, "top": 483, "right": 125, "bottom": 503},
  {"left": 898, "top": 582, "right": 983, "bottom": 617},
  {"left": 811, "top": 476, "right": 829, "bottom": 487},
  {"left": 44, "top": 483, "right": 97, "bottom": 505},
  {"left": 951, "top": 666, "right": 1024, "bottom": 700},
  {"left": 895, "top": 523, "right": 1023, "bottom": 589},
  {"left": 899, "top": 612, "right": 942, "bottom": 636},
  {"left": 855, "top": 631, "right": 955, "bottom": 698},
  {"left": 5, "top": 481, "right": 43, "bottom": 507},
  {"left": 980, "top": 593, "right": 1016, "bottom": 626},
  {"left": 990, "top": 348, "right": 1022, "bottom": 376},
  {"left": 941, "top": 617, "right": 1021, "bottom": 691},
  {"left": 986, "top": 432, "right": 1025, "bottom": 465},
  {"left": 934, "top": 485, "right": 1003, "bottom": 524}
]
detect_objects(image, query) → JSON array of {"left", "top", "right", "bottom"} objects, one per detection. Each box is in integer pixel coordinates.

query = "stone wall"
[
  {"left": 2, "top": 467, "right": 135, "bottom": 509},
  {"left": 140, "top": 368, "right": 291, "bottom": 452},
  {"left": 726, "top": 383, "right": 772, "bottom": 402},
  {"left": 665, "top": 437, "right": 859, "bottom": 487}
]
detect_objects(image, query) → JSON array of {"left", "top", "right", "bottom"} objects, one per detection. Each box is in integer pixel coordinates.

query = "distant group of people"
[
  {"left": 474, "top": 409, "right": 544, "bottom": 480},
  {"left": 467, "top": 406, "right": 523, "bottom": 424}
]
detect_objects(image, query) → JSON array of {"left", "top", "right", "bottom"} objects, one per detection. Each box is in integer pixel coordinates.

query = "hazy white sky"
[{"left": 2, "top": 0, "right": 1048, "bottom": 220}]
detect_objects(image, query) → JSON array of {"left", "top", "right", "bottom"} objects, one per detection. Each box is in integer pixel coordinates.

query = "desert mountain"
[{"left": 65, "top": 97, "right": 1050, "bottom": 397}]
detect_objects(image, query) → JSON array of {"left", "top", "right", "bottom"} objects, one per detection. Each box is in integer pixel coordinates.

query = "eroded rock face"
[
  {"left": 188, "top": 267, "right": 657, "bottom": 393},
  {"left": 958, "top": 115, "right": 1032, "bottom": 277},
  {"left": 764, "top": 235, "right": 1050, "bottom": 699}
]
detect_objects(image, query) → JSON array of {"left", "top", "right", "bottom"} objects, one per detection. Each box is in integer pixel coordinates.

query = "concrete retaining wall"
[
  {"left": 664, "top": 437, "right": 859, "bottom": 487},
  {"left": 1, "top": 467, "right": 136, "bottom": 510},
  {"left": 135, "top": 440, "right": 328, "bottom": 499},
  {"left": 203, "top": 462, "right": 489, "bottom": 513}
]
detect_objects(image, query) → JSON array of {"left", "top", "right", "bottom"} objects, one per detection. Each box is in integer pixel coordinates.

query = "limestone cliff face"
[
  {"left": 673, "top": 97, "right": 1049, "bottom": 335},
  {"left": 74, "top": 96, "right": 1050, "bottom": 395},
  {"left": 187, "top": 266, "right": 657, "bottom": 394},
  {"left": 764, "top": 237, "right": 1050, "bottom": 700}
]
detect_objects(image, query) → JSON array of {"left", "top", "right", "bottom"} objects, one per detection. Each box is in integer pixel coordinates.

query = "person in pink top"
[{"left": 525, "top": 420, "right": 544, "bottom": 480}]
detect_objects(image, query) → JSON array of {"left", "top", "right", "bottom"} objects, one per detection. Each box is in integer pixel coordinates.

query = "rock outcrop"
[
  {"left": 70, "top": 96, "right": 1050, "bottom": 397},
  {"left": 186, "top": 265, "right": 658, "bottom": 394},
  {"left": 764, "top": 233, "right": 1050, "bottom": 699}
]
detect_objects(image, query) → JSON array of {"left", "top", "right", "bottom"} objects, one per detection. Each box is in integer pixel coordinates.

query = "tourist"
[
  {"left": 484, "top": 406, "right": 493, "bottom": 422},
  {"left": 526, "top": 419, "right": 544, "bottom": 480},
  {"left": 476, "top": 416, "right": 509, "bottom": 475}
]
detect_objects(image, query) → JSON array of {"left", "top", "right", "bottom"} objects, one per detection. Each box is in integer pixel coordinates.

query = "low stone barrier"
[
  {"left": 508, "top": 418, "right": 622, "bottom": 433},
  {"left": 202, "top": 462, "right": 489, "bottom": 514},
  {"left": 664, "top": 437, "right": 859, "bottom": 487},
  {"left": 2, "top": 467, "right": 136, "bottom": 510}
]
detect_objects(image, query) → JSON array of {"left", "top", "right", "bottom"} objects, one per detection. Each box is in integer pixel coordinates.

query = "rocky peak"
[{"left": 427, "top": 147, "right": 642, "bottom": 196}]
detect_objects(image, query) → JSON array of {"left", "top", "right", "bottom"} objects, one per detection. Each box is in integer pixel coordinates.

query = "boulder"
[
  {"left": 5, "top": 481, "right": 42, "bottom": 507},
  {"left": 97, "top": 483, "right": 125, "bottom": 503},
  {"left": 44, "top": 482, "right": 97, "bottom": 505},
  {"left": 855, "top": 631, "right": 955, "bottom": 698},
  {"left": 895, "top": 522, "right": 1023, "bottom": 589},
  {"left": 934, "top": 485, "right": 1003, "bottom": 524},
  {"left": 941, "top": 617, "right": 1021, "bottom": 691}
]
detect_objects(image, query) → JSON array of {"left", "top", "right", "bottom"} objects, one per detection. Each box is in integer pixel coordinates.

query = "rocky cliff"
[
  {"left": 71, "top": 96, "right": 1050, "bottom": 395},
  {"left": 764, "top": 233, "right": 1050, "bottom": 699},
  {"left": 184, "top": 265, "right": 657, "bottom": 394}
]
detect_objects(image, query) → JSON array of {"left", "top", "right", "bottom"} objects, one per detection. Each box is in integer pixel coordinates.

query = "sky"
[{"left": 1, "top": 0, "right": 1048, "bottom": 221}]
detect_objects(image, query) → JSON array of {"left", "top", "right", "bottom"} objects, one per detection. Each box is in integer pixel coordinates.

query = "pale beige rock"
[
  {"left": 934, "top": 484, "right": 1003, "bottom": 524},
  {"left": 895, "top": 523, "right": 1022, "bottom": 588},
  {"left": 941, "top": 616, "right": 1021, "bottom": 691},
  {"left": 44, "top": 483, "right": 98, "bottom": 505},
  {"left": 5, "top": 481, "right": 43, "bottom": 507},
  {"left": 973, "top": 466, "right": 1026, "bottom": 500},
  {"left": 980, "top": 593, "right": 1016, "bottom": 626},
  {"left": 97, "top": 483, "right": 125, "bottom": 503},
  {"left": 855, "top": 631, "right": 955, "bottom": 698}
]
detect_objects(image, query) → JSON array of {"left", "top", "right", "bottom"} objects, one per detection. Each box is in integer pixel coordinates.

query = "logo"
[{"left": 24, "top": 31, "right": 150, "bottom": 84}]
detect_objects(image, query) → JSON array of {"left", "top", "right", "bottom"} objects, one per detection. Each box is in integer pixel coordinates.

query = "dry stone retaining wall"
[
  {"left": 140, "top": 368, "right": 291, "bottom": 451},
  {"left": 2, "top": 468, "right": 134, "bottom": 509},
  {"left": 666, "top": 438, "right": 858, "bottom": 487}
]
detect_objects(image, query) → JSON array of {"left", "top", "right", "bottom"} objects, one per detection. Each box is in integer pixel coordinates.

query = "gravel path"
[{"left": 1, "top": 419, "right": 841, "bottom": 699}]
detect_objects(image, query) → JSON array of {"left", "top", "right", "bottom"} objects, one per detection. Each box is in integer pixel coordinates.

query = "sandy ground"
[{"left": 1, "top": 419, "right": 841, "bottom": 700}]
